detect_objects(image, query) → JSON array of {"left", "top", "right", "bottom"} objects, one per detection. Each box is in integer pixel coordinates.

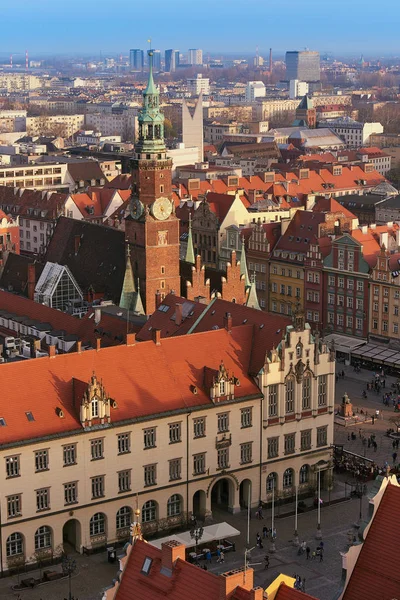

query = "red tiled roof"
[
  {"left": 275, "top": 210, "right": 325, "bottom": 254},
  {"left": 312, "top": 197, "right": 357, "bottom": 220},
  {"left": 105, "top": 173, "right": 132, "bottom": 189},
  {"left": 0, "top": 325, "right": 261, "bottom": 445},
  {"left": 275, "top": 582, "right": 318, "bottom": 600},
  {"left": 116, "top": 539, "right": 220, "bottom": 600},
  {"left": 342, "top": 482, "right": 400, "bottom": 600},
  {"left": 206, "top": 192, "right": 249, "bottom": 222},
  {"left": 136, "top": 295, "right": 205, "bottom": 341},
  {"left": 0, "top": 186, "right": 67, "bottom": 220}
]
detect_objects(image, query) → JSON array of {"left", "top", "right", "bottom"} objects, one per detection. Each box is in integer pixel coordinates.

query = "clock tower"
[{"left": 125, "top": 50, "right": 180, "bottom": 315}]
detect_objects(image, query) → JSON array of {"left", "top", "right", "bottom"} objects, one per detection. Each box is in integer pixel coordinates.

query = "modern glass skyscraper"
[
  {"left": 152, "top": 50, "right": 162, "bottom": 71},
  {"left": 285, "top": 51, "right": 320, "bottom": 82},
  {"left": 165, "top": 49, "right": 180, "bottom": 72},
  {"left": 129, "top": 49, "right": 144, "bottom": 71},
  {"left": 188, "top": 49, "right": 203, "bottom": 65}
]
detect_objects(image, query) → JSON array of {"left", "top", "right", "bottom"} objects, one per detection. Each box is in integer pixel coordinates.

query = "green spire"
[
  {"left": 119, "top": 245, "right": 137, "bottom": 311},
  {"left": 240, "top": 236, "right": 250, "bottom": 288},
  {"left": 246, "top": 272, "right": 261, "bottom": 311},
  {"left": 132, "top": 278, "right": 145, "bottom": 316},
  {"left": 144, "top": 49, "right": 158, "bottom": 95},
  {"left": 185, "top": 213, "right": 195, "bottom": 264},
  {"left": 136, "top": 48, "right": 165, "bottom": 155}
]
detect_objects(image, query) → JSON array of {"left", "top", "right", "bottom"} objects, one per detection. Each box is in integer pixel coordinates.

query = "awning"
[
  {"left": 149, "top": 521, "right": 241, "bottom": 550},
  {"left": 324, "top": 333, "right": 366, "bottom": 355}
]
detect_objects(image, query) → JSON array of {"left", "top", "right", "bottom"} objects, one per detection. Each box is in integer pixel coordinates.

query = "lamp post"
[
  {"left": 62, "top": 554, "right": 77, "bottom": 600},
  {"left": 190, "top": 525, "right": 204, "bottom": 565},
  {"left": 270, "top": 479, "right": 276, "bottom": 553},
  {"left": 316, "top": 467, "right": 322, "bottom": 540},
  {"left": 293, "top": 484, "right": 299, "bottom": 546}
]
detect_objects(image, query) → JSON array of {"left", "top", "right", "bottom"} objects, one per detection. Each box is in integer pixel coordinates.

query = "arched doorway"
[
  {"left": 192, "top": 490, "right": 206, "bottom": 519},
  {"left": 211, "top": 478, "right": 233, "bottom": 513},
  {"left": 62, "top": 519, "right": 81, "bottom": 553},
  {"left": 239, "top": 479, "right": 252, "bottom": 509}
]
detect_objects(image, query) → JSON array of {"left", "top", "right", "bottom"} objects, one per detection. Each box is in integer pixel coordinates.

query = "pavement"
[{"left": 1, "top": 361, "right": 398, "bottom": 600}]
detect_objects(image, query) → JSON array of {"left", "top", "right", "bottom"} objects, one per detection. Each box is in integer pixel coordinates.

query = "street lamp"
[
  {"left": 270, "top": 478, "right": 276, "bottom": 553},
  {"left": 190, "top": 525, "right": 204, "bottom": 564},
  {"left": 62, "top": 554, "right": 77, "bottom": 600},
  {"left": 293, "top": 484, "right": 299, "bottom": 546},
  {"left": 316, "top": 467, "right": 322, "bottom": 540}
]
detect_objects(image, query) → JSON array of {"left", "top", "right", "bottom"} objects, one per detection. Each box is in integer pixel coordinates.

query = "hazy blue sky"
[{"left": 1, "top": 0, "right": 399, "bottom": 56}]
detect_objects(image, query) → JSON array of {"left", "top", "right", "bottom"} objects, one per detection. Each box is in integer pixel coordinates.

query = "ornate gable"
[
  {"left": 208, "top": 360, "right": 238, "bottom": 403},
  {"left": 80, "top": 372, "right": 112, "bottom": 426}
]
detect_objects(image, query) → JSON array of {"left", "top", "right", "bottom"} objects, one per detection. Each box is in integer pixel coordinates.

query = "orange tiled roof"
[
  {"left": 275, "top": 582, "right": 318, "bottom": 600},
  {"left": 0, "top": 325, "right": 261, "bottom": 445}
]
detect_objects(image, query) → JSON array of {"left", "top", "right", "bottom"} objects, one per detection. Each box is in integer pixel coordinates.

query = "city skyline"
[{"left": 1, "top": 0, "right": 399, "bottom": 55}]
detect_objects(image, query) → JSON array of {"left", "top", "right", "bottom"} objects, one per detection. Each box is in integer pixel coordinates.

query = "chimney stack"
[
  {"left": 27, "top": 263, "right": 36, "bottom": 300},
  {"left": 48, "top": 345, "right": 56, "bottom": 358},
  {"left": 175, "top": 303, "right": 183, "bottom": 326},
  {"left": 76, "top": 341, "right": 82, "bottom": 353},
  {"left": 126, "top": 332, "right": 136, "bottom": 346},
  {"left": 223, "top": 312, "right": 233, "bottom": 333},
  {"left": 161, "top": 541, "right": 186, "bottom": 572},
  {"left": 219, "top": 568, "right": 254, "bottom": 600},
  {"left": 152, "top": 329, "right": 161, "bottom": 346},
  {"left": 155, "top": 290, "right": 162, "bottom": 309},
  {"left": 96, "top": 338, "right": 101, "bottom": 351},
  {"left": 94, "top": 307, "right": 101, "bottom": 325}
]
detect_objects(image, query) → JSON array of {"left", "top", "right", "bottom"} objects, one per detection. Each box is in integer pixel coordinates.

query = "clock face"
[
  {"left": 152, "top": 197, "right": 172, "bottom": 221},
  {"left": 130, "top": 197, "right": 143, "bottom": 220}
]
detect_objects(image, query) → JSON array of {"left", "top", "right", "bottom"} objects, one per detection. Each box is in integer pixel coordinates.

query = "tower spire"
[
  {"left": 240, "top": 236, "right": 250, "bottom": 288},
  {"left": 119, "top": 244, "right": 137, "bottom": 311},
  {"left": 185, "top": 213, "right": 195, "bottom": 264},
  {"left": 246, "top": 272, "right": 261, "bottom": 310}
]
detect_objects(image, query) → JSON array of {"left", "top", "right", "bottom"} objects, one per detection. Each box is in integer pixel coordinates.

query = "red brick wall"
[
  {"left": 222, "top": 251, "right": 247, "bottom": 304},
  {"left": 131, "top": 158, "right": 173, "bottom": 206}
]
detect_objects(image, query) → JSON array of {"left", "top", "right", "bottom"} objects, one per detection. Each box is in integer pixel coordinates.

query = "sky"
[{"left": 1, "top": 0, "right": 399, "bottom": 57}]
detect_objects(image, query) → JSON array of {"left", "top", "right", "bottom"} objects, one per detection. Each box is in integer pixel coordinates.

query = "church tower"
[{"left": 125, "top": 50, "right": 180, "bottom": 315}]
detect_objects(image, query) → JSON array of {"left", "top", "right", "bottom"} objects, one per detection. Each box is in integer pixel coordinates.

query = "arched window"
[
  {"left": 116, "top": 506, "right": 132, "bottom": 530},
  {"left": 300, "top": 465, "right": 309, "bottom": 484},
  {"left": 296, "top": 342, "right": 302, "bottom": 358},
  {"left": 91, "top": 396, "right": 99, "bottom": 419},
  {"left": 283, "top": 468, "right": 294, "bottom": 488},
  {"left": 219, "top": 379, "right": 226, "bottom": 395},
  {"left": 90, "top": 512, "right": 106, "bottom": 536},
  {"left": 285, "top": 377, "right": 295, "bottom": 413},
  {"left": 142, "top": 500, "right": 157, "bottom": 523},
  {"left": 34, "top": 526, "right": 51, "bottom": 550},
  {"left": 266, "top": 472, "right": 277, "bottom": 492},
  {"left": 6, "top": 532, "right": 23, "bottom": 557},
  {"left": 167, "top": 494, "right": 182, "bottom": 517},
  {"left": 302, "top": 374, "right": 311, "bottom": 410}
]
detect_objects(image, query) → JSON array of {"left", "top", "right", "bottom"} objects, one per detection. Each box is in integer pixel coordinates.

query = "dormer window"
[
  {"left": 219, "top": 379, "right": 226, "bottom": 396},
  {"left": 91, "top": 396, "right": 99, "bottom": 419}
]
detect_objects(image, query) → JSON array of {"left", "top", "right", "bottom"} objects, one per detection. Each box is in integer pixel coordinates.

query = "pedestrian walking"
[
  {"left": 319, "top": 547, "right": 324, "bottom": 562},
  {"left": 392, "top": 452, "right": 397, "bottom": 464},
  {"left": 311, "top": 551, "right": 316, "bottom": 560},
  {"left": 219, "top": 551, "right": 225, "bottom": 563},
  {"left": 263, "top": 525, "right": 268, "bottom": 539},
  {"left": 216, "top": 548, "right": 221, "bottom": 562},
  {"left": 306, "top": 546, "right": 311, "bottom": 560},
  {"left": 256, "top": 533, "right": 263, "bottom": 548},
  {"left": 396, "top": 439, "right": 399, "bottom": 450},
  {"left": 264, "top": 554, "right": 269, "bottom": 570},
  {"left": 206, "top": 550, "right": 212, "bottom": 564}
]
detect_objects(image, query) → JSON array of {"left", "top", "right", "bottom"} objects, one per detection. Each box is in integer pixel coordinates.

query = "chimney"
[
  {"left": 96, "top": 338, "right": 101, "bottom": 351},
  {"left": 30, "top": 338, "right": 40, "bottom": 358},
  {"left": 249, "top": 587, "right": 264, "bottom": 600},
  {"left": 74, "top": 235, "right": 81, "bottom": 255},
  {"left": 27, "top": 263, "right": 35, "bottom": 300},
  {"left": 223, "top": 312, "right": 232, "bottom": 332},
  {"left": 219, "top": 569, "right": 254, "bottom": 600},
  {"left": 155, "top": 290, "right": 162, "bottom": 309},
  {"left": 175, "top": 303, "right": 183, "bottom": 326},
  {"left": 152, "top": 329, "right": 161, "bottom": 346},
  {"left": 126, "top": 332, "right": 136, "bottom": 346},
  {"left": 76, "top": 340, "right": 82, "bottom": 353},
  {"left": 94, "top": 307, "right": 101, "bottom": 325},
  {"left": 48, "top": 345, "right": 56, "bottom": 358},
  {"left": 396, "top": 228, "right": 400, "bottom": 248},
  {"left": 161, "top": 541, "right": 186, "bottom": 572}
]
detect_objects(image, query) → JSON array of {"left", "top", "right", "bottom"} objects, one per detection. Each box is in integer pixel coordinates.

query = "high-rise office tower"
[
  {"left": 151, "top": 50, "right": 161, "bottom": 71},
  {"left": 188, "top": 49, "right": 203, "bottom": 65},
  {"left": 129, "top": 49, "right": 144, "bottom": 71},
  {"left": 285, "top": 51, "right": 320, "bottom": 82},
  {"left": 165, "top": 49, "right": 179, "bottom": 72},
  {"left": 182, "top": 92, "right": 204, "bottom": 163}
]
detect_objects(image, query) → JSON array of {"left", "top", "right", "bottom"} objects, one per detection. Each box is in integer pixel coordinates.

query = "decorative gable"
[
  {"left": 80, "top": 372, "right": 112, "bottom": 426},
  {"left": 208, "top": 360, "right": 238, "bottom": 402}
]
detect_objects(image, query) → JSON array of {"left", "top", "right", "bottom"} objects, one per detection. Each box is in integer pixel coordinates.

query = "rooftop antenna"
[{"left": 243, "top": 547, "right": 261, "bottom": 584}]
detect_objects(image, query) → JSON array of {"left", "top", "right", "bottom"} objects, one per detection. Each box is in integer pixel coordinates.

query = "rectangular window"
[
  {"left": 394, "top": 323, "right": 399, "bottom": 335},
  {"left": 267, "top": 437, "right": 279, "bottom": 458},
  {"left": 6, "top": 455, "right": 19, "bottom": 478},
  {"left": 318, "top": 375, "right": 327, "bottom": 407},
  {"left": 268, "top": 385, "right": 278, "bottom": 417},
  {"left": 337, "top": 295, "right": 344, "bottom": 307},
  {"left": 36, "top": 488, "right": 49, "bottom": 511},
  {"left": 91, "top": 475, "right": 105, "bottom": 498},
  {"left": 63, "top": 444, "right": 76, "bottom": 466},
  {"left": 144, "top": 464, "right": 157, "bottom": 486},
  {"left": 144, "top": 428, "right": 156, "bottom": 449},
  {"left": 193, "top": 417, "right": 206, "bottom": 438},
  {"left": 35, "top": 450, "right": 49, "bottom": 472},
  {"left": 347, "top": 279, "right": 354, "bottom": 290},
  {"left": 328, "top": 275, "right": 335, "bottom": 286},
  {"left": 193, "top": 453, "right": 206, "bottom": 475},
  {"left": 284, "top": 433, "right": 296, "bottom": 455},
  {"left": 328, "top": 294, "right": 335, "bottom": 305},
  {"left": 64, "top": 482, "right": 78, "bottom": 505},
  {"left": 356, "top": 298, "right": 363, "bottom": 310},
  {"left": 346, "top": 315, "right": 353, "bottom": 328},
  {"left": 118, "top": 469, "right": 131, "bottom": 493},
  {"left": 169, "top": 422, "right": 181, "bottom": 444},
  {"left": 7, "top": 494, "right": 21, "bottom": 518},
  {"left": 356, "top": 318, "right": 363, "bottom": 330},
  {"left": 217, "top": 447, "right": 229, "bottom": 469},
  {"left": 241, "top": 407, "right": 252, "bottom": 428},
  {"left": 302, "top": 376, "right": 311, "bottom": 410},
  {"left": 90, "top": 438, "right": 104, "bottom": 460},
  {"left": 240, "top": 442, "right": 253, "bottom": 464},
  {"left": 347, "top": 297, "right": 353, "bottom": 309},
  {"left": 117, "top": 433, "right": 131, "bottom": 454},
  {"left": 285, "top": 379, "right": 294, "bottom": 413},
  {"left": 357, "top": 281, "right": 364, "bottom": 292},
  {"left": 169, "top": 458, "right": 182, "bottom": 481},
  {"left": 317, "top": 426, "right": 328, "bottom": 447},
  {"left": 338, "top": 277, "right": 344, "bottom": 288},
  {"left": 217, "top": 412, "right": 229, "bottom": 433},
  {"left": 301, "top": 429, "right": 312, "bottom": 451}
]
